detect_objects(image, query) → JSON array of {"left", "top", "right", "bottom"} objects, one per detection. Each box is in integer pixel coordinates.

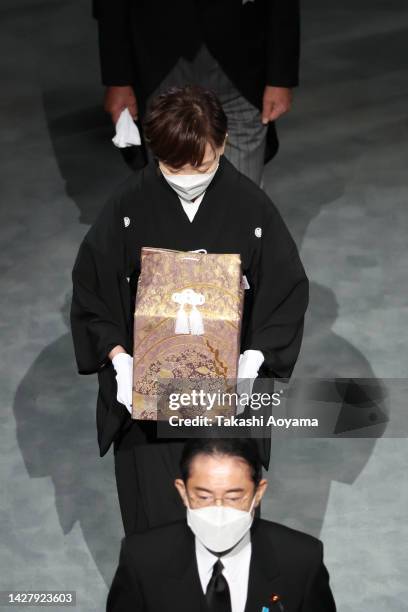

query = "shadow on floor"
[
  {"left": 42, "top": 93, "right": 130, "bottom": 225},
  {"left": 13, "top": 294, "right": 123, "bottom": 586},
  {"left": 264, "top": 282, "right": 387, "bottom": 535}
]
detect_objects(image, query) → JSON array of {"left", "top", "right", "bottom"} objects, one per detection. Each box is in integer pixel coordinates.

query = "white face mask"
[
  {"left": 187, "top": 496, "right": 256, "bottom": 553},
  {"left": 160, "top": 163, "right": 219, "bottom": 202}
]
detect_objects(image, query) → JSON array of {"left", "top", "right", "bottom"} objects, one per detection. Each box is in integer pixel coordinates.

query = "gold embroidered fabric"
[{"left": 132, "top": 247, "right": 244, "bottom": 420}]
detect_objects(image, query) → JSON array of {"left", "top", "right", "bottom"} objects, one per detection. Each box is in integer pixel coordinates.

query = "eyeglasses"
[{"left": 188, "top": 493, "right": 253, "bottom": 509}]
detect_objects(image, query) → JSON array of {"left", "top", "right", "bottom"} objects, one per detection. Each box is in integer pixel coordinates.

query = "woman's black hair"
[
  {"left": 143, "top": 85, "right": 228, "bottom": 169},
  {"left": 180, "top": 438, "right": 263, "bottom": 486}
]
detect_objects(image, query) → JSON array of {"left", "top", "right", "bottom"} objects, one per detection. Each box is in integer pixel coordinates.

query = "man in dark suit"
[
  {"left": 94, "top": 0, "right": 300, "bottom": 184},
  {"left": 107, "top": 438, "right": 336, "bottom": 611}
]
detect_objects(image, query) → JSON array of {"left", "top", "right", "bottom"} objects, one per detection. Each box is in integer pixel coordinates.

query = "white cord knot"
[{"left": 171, "top": 288, "right": 205, "bottom": 335}]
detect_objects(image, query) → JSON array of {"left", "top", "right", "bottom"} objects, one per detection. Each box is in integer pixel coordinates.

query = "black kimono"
[{"left": 70, "top": 156, "right": 308, "bottom": 534}]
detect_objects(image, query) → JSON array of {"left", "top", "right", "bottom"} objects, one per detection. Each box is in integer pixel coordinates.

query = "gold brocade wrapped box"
[{"left": 132, "top": 247, "right": 244, "bottom": 420}]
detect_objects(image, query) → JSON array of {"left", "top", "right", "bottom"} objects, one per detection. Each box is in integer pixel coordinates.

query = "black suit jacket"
[
  {"left": 107, "top": 519, "right": 336, "bottom": 612},
  {"left": 94, "top": 0, "right": 300, "bottom": 163},
  {"left": 95, "top": 0, "right": 300, "bottom": 103}
]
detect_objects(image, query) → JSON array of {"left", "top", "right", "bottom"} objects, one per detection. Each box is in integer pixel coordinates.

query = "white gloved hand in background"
[
  {"left": 237, "top": 350, "right": 264, "bottom": 414},
  {"left": 112, "top": 353, "right": 134, "bottom": 415}
]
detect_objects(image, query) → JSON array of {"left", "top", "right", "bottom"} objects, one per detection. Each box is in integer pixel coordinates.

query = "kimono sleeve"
[
  {"left": 70, "top": 197, "right": 131, "bottom": 375},
  {"left": 247, "top": 204, "right": 309, "bottom": 378}
]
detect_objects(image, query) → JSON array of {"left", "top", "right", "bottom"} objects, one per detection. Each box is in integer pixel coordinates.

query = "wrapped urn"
[{"left": 132, "top": 247, "right": 244, "bottom": 421}]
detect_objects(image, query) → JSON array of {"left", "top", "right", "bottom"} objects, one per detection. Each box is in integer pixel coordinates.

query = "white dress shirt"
[{"left": 195, "top": 533, "right": 252, "bottom": 612}]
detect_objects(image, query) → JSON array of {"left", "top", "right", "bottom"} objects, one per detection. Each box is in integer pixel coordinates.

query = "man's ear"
[
  {"left": 254, "top": 479, "right": 268, "bottom": 507},
  {"left": 174, "top": 479, "right": 188, "bottom": 507}
]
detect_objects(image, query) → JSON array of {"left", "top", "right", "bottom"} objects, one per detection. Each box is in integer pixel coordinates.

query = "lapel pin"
[{"left": 269, "top": 593, "right": 284, "bottom": 610}]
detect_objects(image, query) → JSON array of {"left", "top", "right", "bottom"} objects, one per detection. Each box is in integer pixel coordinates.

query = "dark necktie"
[{"left": 205, "top": 559, "right": 232, "bottom": 612}]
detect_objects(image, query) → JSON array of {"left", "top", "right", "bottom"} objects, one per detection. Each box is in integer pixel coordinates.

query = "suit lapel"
[
  {"left": 244, "top": 520, "right": 284, "bottom": 612},
  {"left": 161, "top": 524, "right": 208, "bottom": 612},
  {"left": 159, "top": 520, "right": 285, "bottom": 612}
]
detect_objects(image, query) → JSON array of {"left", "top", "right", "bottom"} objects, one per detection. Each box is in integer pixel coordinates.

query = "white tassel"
[
  {"left": 172, "top": 288, "right": 205, "bottom": 335},
  {"left": 189, "top": 305, "right": 204, "bottom": 335},
  {"left": 174, "top": 304, "right": 190, "bottom": 334}
]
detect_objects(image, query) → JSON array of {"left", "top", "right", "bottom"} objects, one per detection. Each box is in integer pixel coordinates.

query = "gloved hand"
[
  {"left": 237, "top": 350, "right": 264, "bottom": 414},
  {"left": 238, "top": 350, "right": 264, "bottom": 380},
  {"left": 112, "top": 353, "right": 134, "bottom": 415}
]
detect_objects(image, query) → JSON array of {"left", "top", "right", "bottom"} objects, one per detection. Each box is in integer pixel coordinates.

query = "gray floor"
[{"left": 1, "top": 1, "right": 408, "bottom": 610}]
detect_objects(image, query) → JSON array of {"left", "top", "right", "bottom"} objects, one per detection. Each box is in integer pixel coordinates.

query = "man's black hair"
[{"left": 180, "top": 438, "right": 262, "bottom": 486}]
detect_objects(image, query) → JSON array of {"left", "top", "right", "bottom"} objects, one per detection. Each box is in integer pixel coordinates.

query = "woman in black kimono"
[{"left": 70, "top": 86, "right": 308, "bottom": 536}]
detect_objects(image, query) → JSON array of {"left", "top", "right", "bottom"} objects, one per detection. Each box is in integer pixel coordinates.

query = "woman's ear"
[
  {"left": 220, "top": 133, "right": 228, "bottom": 154},
  {"left": 174, "top": 479, "right": 189, "bottom": 507}
]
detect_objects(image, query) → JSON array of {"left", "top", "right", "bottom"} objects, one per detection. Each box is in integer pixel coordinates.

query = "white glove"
[
  {"left": 112, "top": 108, "right": 141, "bottom": 148},
  {"left": 238, "top": 350, "right": 264, "bottom": 380},
  {"left": 112, "top": 353, "right": 133, "bottom": 415},
  {"left": 237, "top": 350, "right": 264, "bottom": 414}
]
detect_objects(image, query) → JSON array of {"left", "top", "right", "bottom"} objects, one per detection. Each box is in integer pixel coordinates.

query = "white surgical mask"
[
  {"left": 160, "top": 164, "right": 219, "bottom": 202},
  {"left": 187, "top": 496, "right": 256, "bottom": 553}
]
